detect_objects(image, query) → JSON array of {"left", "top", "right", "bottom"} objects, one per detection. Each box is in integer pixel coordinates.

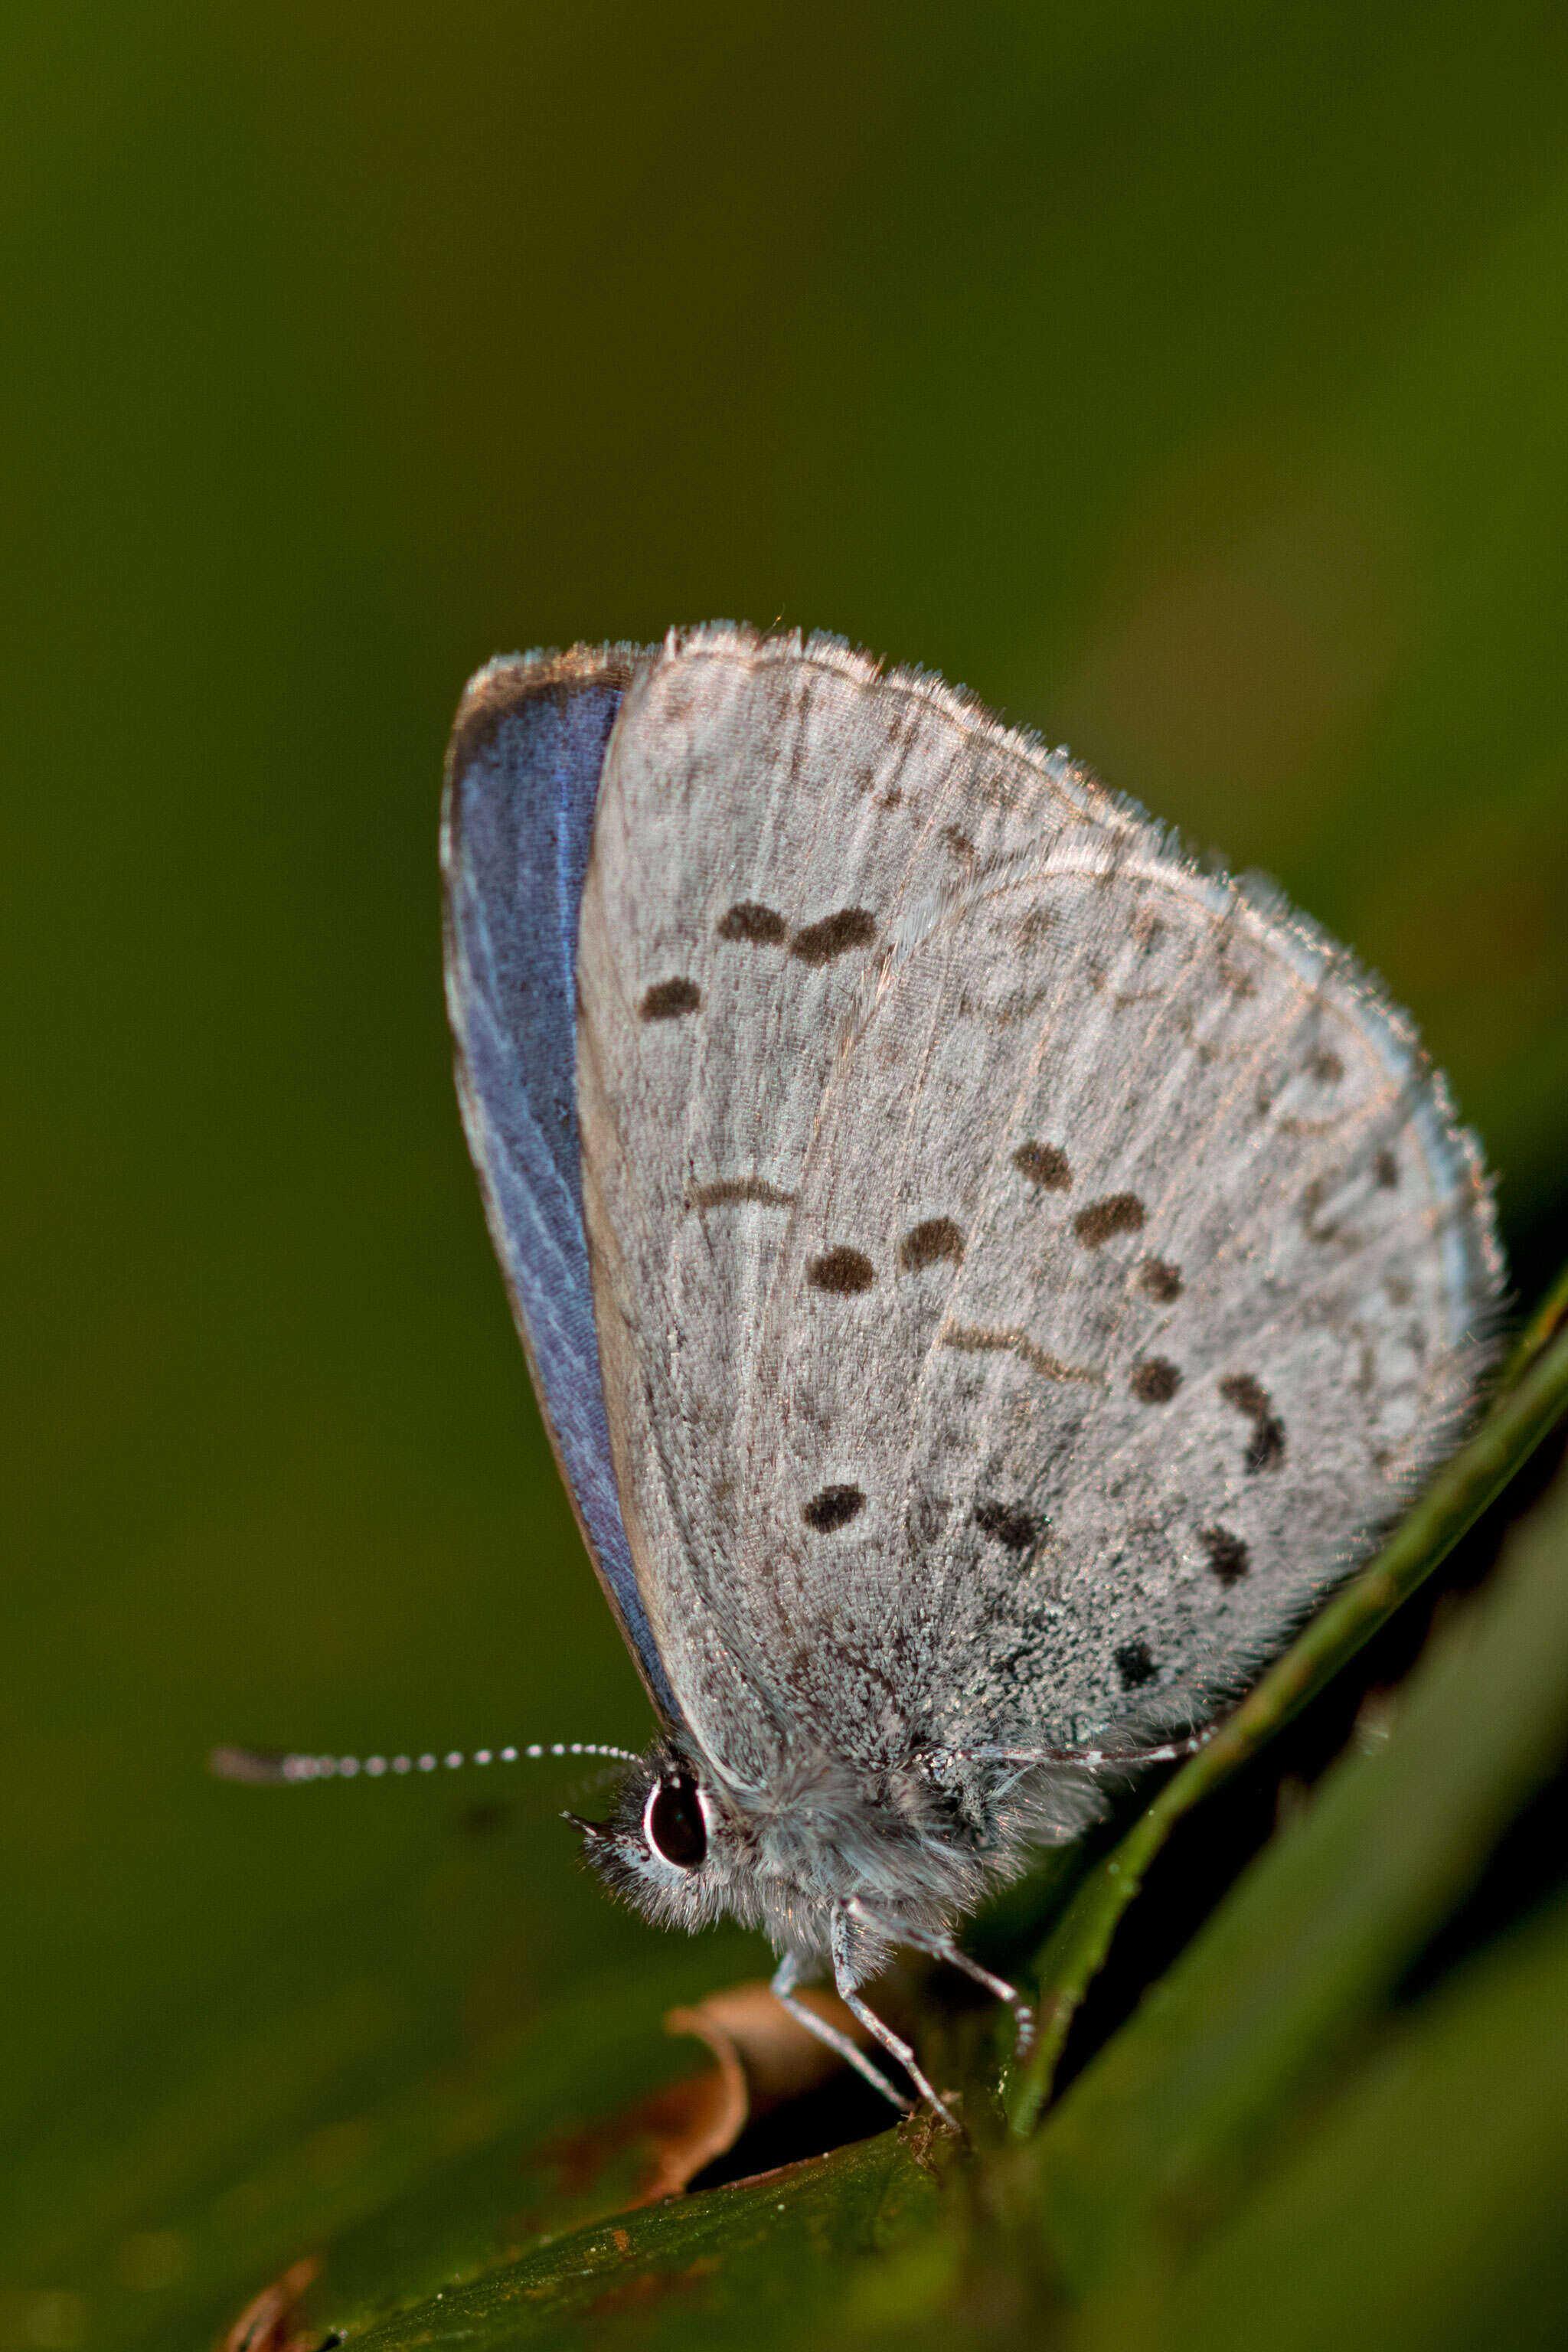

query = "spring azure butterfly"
[{"left": 237, "top": 624, "right": 1505, "bottom": 2122}]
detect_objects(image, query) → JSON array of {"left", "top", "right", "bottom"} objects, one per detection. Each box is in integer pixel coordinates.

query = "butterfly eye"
[{"left": 643, "top": 1773, "right": 708, "bottom": 1869}]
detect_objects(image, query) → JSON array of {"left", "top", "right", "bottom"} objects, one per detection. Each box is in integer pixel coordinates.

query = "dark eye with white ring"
[{"left": 643, "top": 1772, "right": 708, "bottom": 1869}]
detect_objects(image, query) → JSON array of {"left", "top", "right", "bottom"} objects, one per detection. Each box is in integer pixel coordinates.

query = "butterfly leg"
[
  {"left": 829, "top": 1906, "right": 959, "bottom": 2132},
  {"left": 849, "top": 1900, "right": 1036, "bottom": 2060},
  {"left": 769, "top": 1951, "right": 913, "bottom": 2114}
]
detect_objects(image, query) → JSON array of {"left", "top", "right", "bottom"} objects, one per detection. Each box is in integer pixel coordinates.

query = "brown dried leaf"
[
  {"left": 651, "top": 1978, "right": 883, "bottom": 2192},
  {"left": 220, "top": 2255, "right": 322, "bottom": 2352}
]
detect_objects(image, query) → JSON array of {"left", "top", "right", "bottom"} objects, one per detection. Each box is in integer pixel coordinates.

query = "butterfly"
[
  {"left": 429, "top": 624, "right": 1504, "bottom": 2115},
  {"left": 227, "top": 624, "right": 1503, "bottom": 2122}
]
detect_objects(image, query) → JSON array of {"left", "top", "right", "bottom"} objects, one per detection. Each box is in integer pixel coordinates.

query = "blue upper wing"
[{"left": 440, "top": 645, "right": 678, "bottom": 1720}]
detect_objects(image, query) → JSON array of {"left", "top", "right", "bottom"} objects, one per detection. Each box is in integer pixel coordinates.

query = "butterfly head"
[{"left": 570, "top": 1736, "right": 759, "bottom": 1935}]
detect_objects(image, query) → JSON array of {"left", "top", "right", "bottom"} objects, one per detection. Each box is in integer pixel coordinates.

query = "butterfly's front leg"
[
  {"left": 826, "top": 1906, "right": 960, "bottom": 2131},
  {"left": 769, "top": 1949, "right": 913, "bottom": 2114}
]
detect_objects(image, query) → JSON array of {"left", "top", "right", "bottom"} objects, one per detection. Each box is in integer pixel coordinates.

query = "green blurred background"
[{"left": 5, "top": 3, "right": 1567, "bottom": 2343}]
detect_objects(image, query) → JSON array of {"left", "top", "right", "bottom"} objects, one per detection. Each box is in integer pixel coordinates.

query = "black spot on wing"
[
  {"left": 898, "top": 1218, "right": 965, "bottom": 1272},
  {"left": 1130, "top": 1357, "right": 1181, "bottom": 1403},
  {"left": 1073, "top": 1193, "right": 1146, "bottom": 1248},
  {"left": 1200, "top": 1525, "right": 1250, "bottom": 1584},
  {"left": 1374, "top": 1148, "right": 1400, "bottom": 1189},
  {"left": 803, "top": 1485, "right": 865, "bottom": 1532},
  {"left": 717, "top": 901, "right": 787, "bottom": 946},
  {"left": 1138, "top": 1258, "right": 1183, "bottom": 1302},
  {"left": 1014, "top": 1141, "right": 1072, "bottom": 1192},
  {"left": 639, "top": 977, "right": 701, "bottom": 1021},
  {"left": 1115, "top": 1638, "right": 1156, "bottom": 1690},
  {"left": 973, "top": 1498, "right": 1043, "bottom": 1554},
  {"left": 791, "top": 908, "right": 877, "bottom": 965},
  {"left": 1306, "top": 1046, "right": 1345, "bottom": 1083},
  {"left": 1219, "top": 1373, "right": 1286, "bottom": 1472},
  {"left": 808, "top": 1246, "right": 875, "bottom": 1294}
]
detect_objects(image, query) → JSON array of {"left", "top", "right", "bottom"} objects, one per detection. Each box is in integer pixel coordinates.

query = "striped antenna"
[{"left": 209, "top": 1739, "right": 641, "bottom": 1785}]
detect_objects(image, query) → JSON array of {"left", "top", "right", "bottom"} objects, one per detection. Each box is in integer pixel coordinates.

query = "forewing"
[
  {"left": 575, "top": 626, "right": 1501, "bottom": 1777},
  {"left": 573, "top": 626, "right": 1132, "bottom": 1781},
  {"left": 442, "top": 643, "right": 679, "bottom": 1718}
]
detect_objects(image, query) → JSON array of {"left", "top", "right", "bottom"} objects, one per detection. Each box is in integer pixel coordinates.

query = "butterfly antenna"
[{"left": 208, "top": 1739, "right": 641, "bottom": 1785}]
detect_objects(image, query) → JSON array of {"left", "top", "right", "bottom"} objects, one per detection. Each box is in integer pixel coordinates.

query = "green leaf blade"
[
  {"left": 1029, "top": 1455, "right": 1568, "bottom": 2296},
  {"left": 1138, "top": 1891, "right": 1568, "bottom": 2352},
  {"left": 1007, "top": 1321, "right": 1568, "bottom": 2136}
]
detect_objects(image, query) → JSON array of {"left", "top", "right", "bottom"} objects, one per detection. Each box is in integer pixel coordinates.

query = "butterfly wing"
[
  {"left": 574, "top": 626, "right": 1501, "bottom": 1780},
  {"left": 442, "top": 643, "right": 680, "bottom": 1719},
  {"left": 571, "top": 624, "right": 1142, "bottom": 1777},
  {"left": 750, "top": 837, "right": 1501, "bottom": 1762}
]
